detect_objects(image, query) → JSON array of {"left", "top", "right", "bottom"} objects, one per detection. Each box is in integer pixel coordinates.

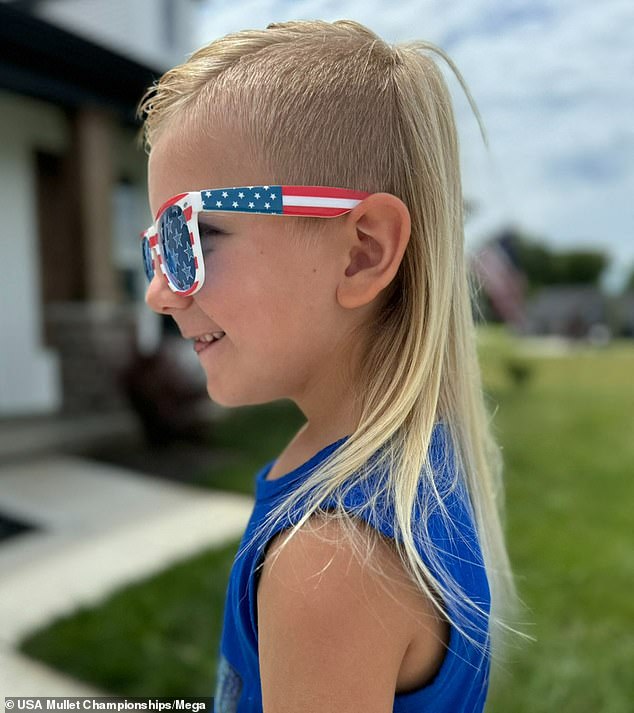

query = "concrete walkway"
[{"left": 0, "top": 451, "right": 254, "bottom": 697}]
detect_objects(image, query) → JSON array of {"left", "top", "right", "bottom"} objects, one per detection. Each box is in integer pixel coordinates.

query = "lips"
[{"left": 193, "top": 333, "right": 225, "bottom": 354}]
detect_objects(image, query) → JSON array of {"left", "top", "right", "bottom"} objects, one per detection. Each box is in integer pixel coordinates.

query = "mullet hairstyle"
[{"left": 137, "top": 18, "right": 529, "bottom": 673}]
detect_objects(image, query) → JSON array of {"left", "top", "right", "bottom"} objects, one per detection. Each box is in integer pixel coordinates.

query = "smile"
[{"left": 194, "top": 333, "right": 225, "bottom": 354}]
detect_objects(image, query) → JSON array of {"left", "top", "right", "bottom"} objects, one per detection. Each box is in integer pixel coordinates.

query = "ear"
[{"left": 336, "top": 192, "right": 411, "bottom": 310}]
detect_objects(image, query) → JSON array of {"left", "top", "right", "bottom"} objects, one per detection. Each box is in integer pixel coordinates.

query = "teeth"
[{"left": 196, "top": 331, "right": 225, "bottom": 342}]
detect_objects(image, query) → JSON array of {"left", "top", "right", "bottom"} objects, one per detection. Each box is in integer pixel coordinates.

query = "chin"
[
  {"left": 206, "top": 381, "right": 285, "bottom": 410},
  {"left": 205, "top": 383, "right": 252, "bottom": 409}
]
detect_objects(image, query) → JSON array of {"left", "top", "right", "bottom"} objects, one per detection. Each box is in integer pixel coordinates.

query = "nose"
[{"left": 144, "top": 257, "right": 193, "bottom": 315}]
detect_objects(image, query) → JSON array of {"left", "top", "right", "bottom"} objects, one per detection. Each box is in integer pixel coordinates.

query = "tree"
[{"left": 513, "top": 232, "right": 609, "bottom": 291}]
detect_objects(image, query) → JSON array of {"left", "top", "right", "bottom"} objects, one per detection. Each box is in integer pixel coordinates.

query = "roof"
[{"left": 0, "top": 2, "right": 161, "bottom": 125}]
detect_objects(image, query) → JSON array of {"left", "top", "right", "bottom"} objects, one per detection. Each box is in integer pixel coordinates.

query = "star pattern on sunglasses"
[
  {"left": 161, "top": 205, "right": 196, "bottom": 291},
  {"left": 201, "top": 186, "right": 283, "bottom": 214}
]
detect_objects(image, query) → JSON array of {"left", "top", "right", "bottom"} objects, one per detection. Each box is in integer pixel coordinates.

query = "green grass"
[
  {"left": 21, "top": 538, "right": 241, "bottom": 696},
  {"left": 19, "top": 327, "right": 634, "bottom": 711},
  {"left": 483, "top": 330, "right": 634, "bottom": 713},
  {"left": 20, "top": 400, "right": 307, "bottom": 694}
]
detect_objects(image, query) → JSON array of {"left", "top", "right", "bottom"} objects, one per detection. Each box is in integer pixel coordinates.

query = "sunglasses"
[{"left": 140, "top": 184, "right": 371, "bottom": 296}]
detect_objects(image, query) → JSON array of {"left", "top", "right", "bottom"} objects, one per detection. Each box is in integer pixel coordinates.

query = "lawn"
[{"left": 20, "top": 326, "right": 634, "bottom": 712}]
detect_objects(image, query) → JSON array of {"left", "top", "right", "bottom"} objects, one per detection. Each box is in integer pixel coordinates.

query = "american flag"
[
  {"left": 470, "top": 237, "right": 528, "bottom": 329},
  {"left": 160, "top": 205, "right": 196, "bottom": 291},
  {"left": 200, "top": 185, "right": 368, "bottom": 218}
]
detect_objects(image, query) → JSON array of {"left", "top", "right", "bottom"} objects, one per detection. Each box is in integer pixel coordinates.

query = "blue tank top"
[{"left": 213, "top": 423, "right": 491, "bottom": 712}]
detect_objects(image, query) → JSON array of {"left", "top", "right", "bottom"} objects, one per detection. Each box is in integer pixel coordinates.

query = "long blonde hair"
[{"left": 138, "top": 18, "right": 526, "bottom": 669}]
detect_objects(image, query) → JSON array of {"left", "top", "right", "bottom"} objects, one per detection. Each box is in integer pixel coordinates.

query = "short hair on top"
[{"left": 137, "top": 18, "right": 528, "bottom": 671}]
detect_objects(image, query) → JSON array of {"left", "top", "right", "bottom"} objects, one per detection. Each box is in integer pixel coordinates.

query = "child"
[{"left": 137, "top": 18, "right": 521, "bottom": 713}]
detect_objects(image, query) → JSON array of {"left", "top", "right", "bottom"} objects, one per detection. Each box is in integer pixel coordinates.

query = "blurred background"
[{"left": 0, "top": 1, "right": 632, "bottom": 711}]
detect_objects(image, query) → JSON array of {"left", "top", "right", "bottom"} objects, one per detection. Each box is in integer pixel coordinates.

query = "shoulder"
[{"left": 256, "top": 512, "right": 447, "bottom": 712}]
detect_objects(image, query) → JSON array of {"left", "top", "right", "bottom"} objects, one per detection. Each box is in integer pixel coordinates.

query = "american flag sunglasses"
[{"left": 140, "top": 184, "right": 371, "bottom": 296}]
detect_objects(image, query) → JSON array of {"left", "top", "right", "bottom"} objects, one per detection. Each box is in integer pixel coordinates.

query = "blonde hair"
[{"left": 138, "top": 18, "right": 527, "bottom": 671}]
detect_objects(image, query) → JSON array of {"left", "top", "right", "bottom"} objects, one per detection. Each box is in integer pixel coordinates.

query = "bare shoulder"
[{"left": 257, "top": 513, "right": 449, "bottom": 712}]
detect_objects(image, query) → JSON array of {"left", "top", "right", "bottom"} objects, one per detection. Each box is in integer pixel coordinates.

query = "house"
[
  {"left": 524, "top": 285, "right": 609, "bottom": 338},
  {"left": 0, "top": 1, "right": 200, "bottom": 417},
  {"left": 611, "top": 290, "right": 634, "bottom": 337}
]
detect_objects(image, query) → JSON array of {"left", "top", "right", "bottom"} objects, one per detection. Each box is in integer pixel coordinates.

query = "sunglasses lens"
[
  {"left": 141, "top": 236, "right": 154, "bottom": 282},
  {"left": 158, "top": 205, "right": 196, "bottom": 292}
]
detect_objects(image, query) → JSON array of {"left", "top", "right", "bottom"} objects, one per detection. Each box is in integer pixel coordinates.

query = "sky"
[{"left": 194, "top": 0, "right": 634, "bottom": 293}]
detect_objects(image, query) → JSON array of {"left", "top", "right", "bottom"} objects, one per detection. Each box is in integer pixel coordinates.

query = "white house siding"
[
  {"left": 0, "top": 90, "right": 162, "bottom": 416},
  {"left": 0, "top": 92, "right": 67, "bottom": 415}
]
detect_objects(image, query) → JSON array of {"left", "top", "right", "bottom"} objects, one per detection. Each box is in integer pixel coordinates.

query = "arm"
[{"left": 257, "top": 513, "right": 446, "bottom": 713}]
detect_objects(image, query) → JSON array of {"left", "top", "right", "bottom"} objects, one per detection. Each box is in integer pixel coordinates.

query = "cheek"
[
  {"left": 264, "top": 255, "right": 332, "bottom": 325},
  {"left": 198, "top": 242, "right": 334, "bottom": 348}
]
